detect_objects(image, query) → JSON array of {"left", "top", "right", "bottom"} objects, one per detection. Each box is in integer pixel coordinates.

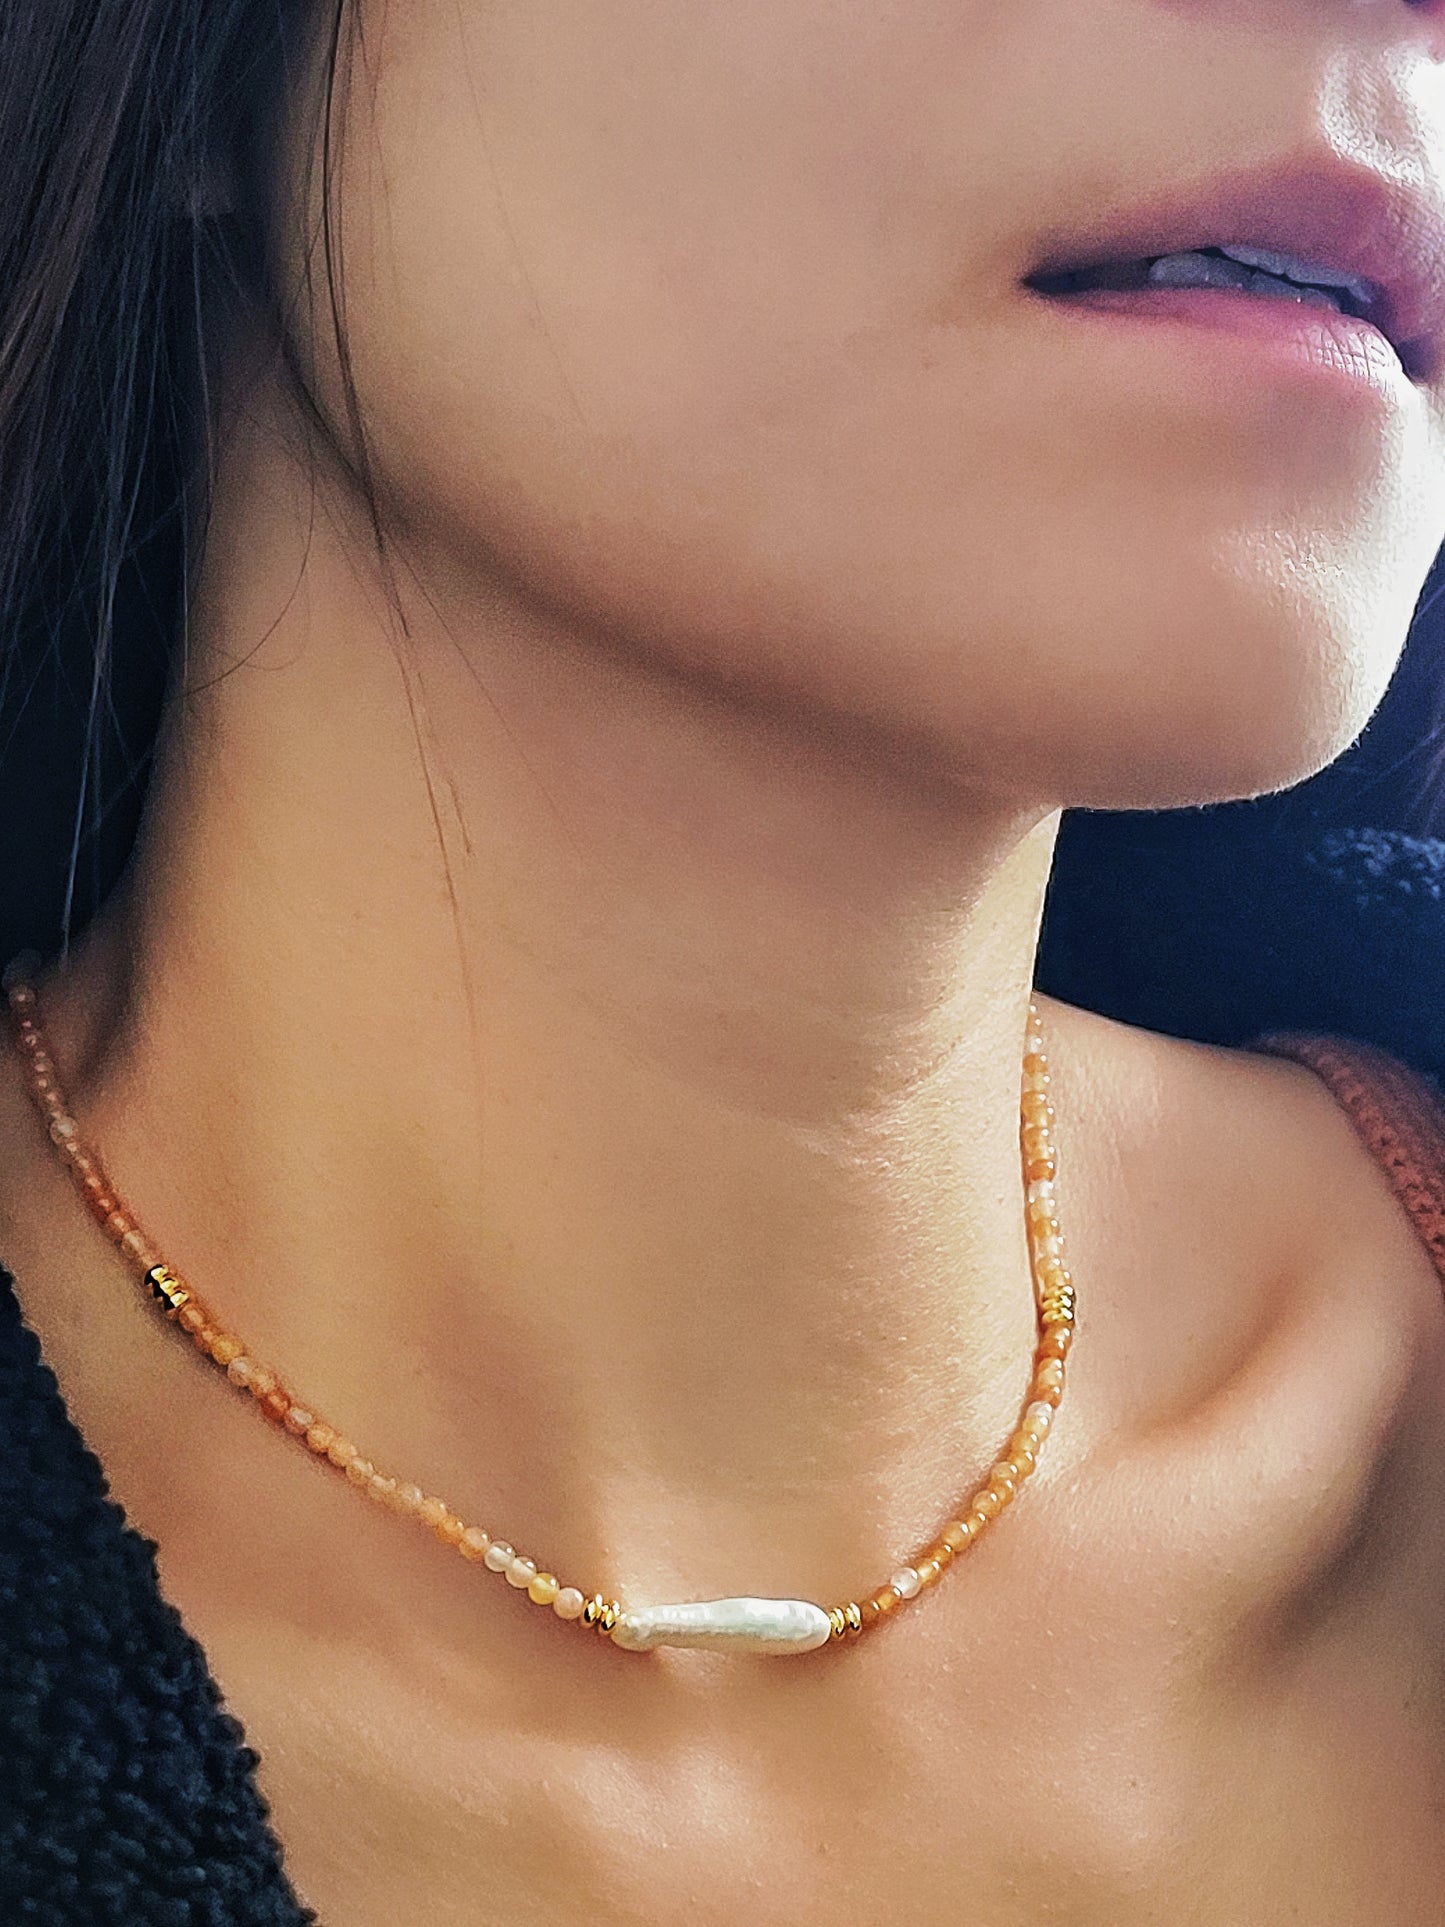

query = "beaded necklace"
[{"left": 4, "top": 968, "right": 1075, "bottom": 1656}]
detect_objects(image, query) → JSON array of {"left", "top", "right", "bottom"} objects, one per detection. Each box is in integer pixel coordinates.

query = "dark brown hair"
[{"left": 0, "top": 0, "right": 385, "bottom": 966}]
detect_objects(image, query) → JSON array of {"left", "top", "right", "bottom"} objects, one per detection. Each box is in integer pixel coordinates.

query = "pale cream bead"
[
  {"left": 505, "top": 1556, "right": 538, "bottom": 1590},
  {"left": 1024, "top": 1399, "right": 1055, "bottom": 1432},
  {"left": 553, "top": 1587, "right": 586, "bottom": 1620},
  {"left": 1026, "top": 1180, "right": 1056, "bottom": 1204},
  {"left": 120, "top": 1228, "right": 157, "bottom": 1269},
  {"left": 459, "top": 1527, "right": 491, "bottom": 1561},
  {"left": 890, "top": 1567, "right": 922, "bottom": 1600},
  {"left": 483, "top": 1541, "right": 515, "bottom": 1573}
]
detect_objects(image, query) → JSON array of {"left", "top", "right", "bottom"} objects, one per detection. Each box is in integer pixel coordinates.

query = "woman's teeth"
[
  {"left": 1209, "top": 243, "right": 1374, "bottom": 304},
  {"left": 1145, "top": 250, "right": 1344, "bottom": 310},
  {"left": 1027, "top": 247, "right": 1363, "bottom": 314}
]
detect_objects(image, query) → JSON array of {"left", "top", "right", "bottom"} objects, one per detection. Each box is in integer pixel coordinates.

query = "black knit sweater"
[{"left": 2, "top": 815, "right": 1444, "bottom": 1923}]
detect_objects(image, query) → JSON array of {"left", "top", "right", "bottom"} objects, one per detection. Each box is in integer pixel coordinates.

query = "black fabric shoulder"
[{"left": 0, "top": 1265, "right": 314, "bottom": 1924}]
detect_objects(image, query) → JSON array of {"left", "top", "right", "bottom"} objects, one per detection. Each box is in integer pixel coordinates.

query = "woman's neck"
[{"left": 33, "top": 370, "right": 1064, "bottom": 1604}]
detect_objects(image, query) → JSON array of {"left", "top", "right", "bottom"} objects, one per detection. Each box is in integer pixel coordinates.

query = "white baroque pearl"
[{"left": 609, "top": 1596, "right": 833, "bottom": 1655}]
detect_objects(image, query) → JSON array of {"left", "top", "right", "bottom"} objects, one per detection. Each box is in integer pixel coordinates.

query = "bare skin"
[{"left": 4, "top": 0, "right": 1445, "bottom": 1919}]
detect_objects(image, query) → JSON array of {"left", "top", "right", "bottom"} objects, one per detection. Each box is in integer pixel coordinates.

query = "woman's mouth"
[
  {"left": 1024, "top": 242, "right": 1379, "bottom": 320},
  {"left": 1019, "top": 243, "right": 1412, "bottom": 399}
]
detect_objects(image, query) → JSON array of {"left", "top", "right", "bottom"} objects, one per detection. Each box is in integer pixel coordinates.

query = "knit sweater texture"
[{"left": 3, "top": 819, "right": 1445, "bottom": 1923}]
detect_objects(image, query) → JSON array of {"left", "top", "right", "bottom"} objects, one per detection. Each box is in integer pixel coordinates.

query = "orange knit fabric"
[{"left": 1247, "top": 1031, "right": 1445, "bottom": 1298}]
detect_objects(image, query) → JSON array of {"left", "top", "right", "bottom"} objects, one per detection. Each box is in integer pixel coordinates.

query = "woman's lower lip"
[{"left": 1027, "top": 284, "right": 1410, "bottom": 400}]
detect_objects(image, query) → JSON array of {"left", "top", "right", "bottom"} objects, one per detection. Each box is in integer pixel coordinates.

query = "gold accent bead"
[
  {"left": 145, "top": 1265, "right": 191, "bottom": 1317},
  {"left": 843, "top": 1601, "right": 863, "bottom": 1637},
  {"left": 828, "top": 1606, "right": 848, "bottom": 1640},
  {"left": 582, "top": 1594, "right": 621, "bottom": 1635}
]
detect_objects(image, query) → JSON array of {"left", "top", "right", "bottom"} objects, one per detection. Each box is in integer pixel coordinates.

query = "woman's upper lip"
[{"left": 1024, "top": 147, "right": 1445, "bottom": 384}]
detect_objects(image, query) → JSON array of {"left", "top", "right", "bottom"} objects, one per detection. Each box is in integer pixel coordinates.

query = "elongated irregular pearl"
[{"left": 609, "top": 1597, "right": 834, "bottom": 1655}]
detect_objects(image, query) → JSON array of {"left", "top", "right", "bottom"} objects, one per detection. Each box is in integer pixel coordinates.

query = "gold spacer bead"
[
  {"left": 582, "top": 1594, "right": 621, "bottom": 1635},
  {"left": 843, "top": 1601, "right": 864, "bottom": 1637},
  {"left": 828, "top": 1606, "right": 848, "bottom": 1640},
  {"left": 145, "top": 1265, "right": 191, "bottom": 1318}
]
